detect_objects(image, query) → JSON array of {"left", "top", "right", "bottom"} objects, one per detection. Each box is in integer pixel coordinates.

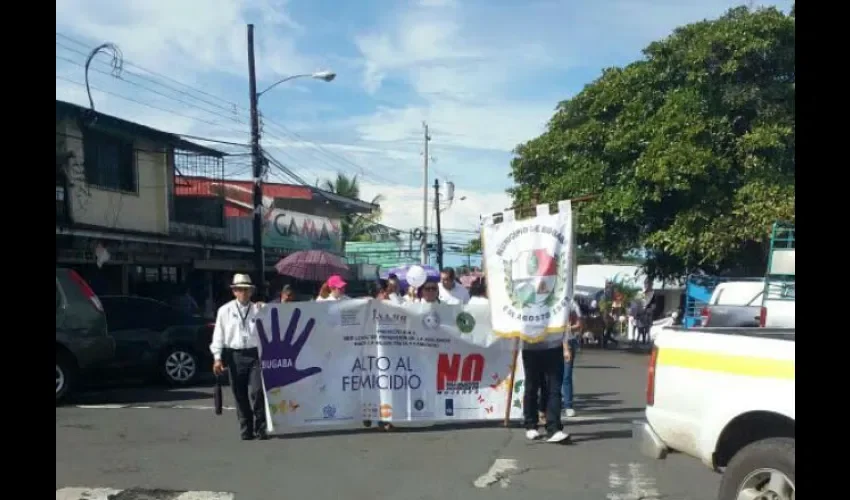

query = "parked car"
[
  {"left": 633, "top": 326, "right": 795, "bottom": 500},
  {"left": 701, "top": 281, "right": 795, "bottom": 328},
  {"left": 90, "top": 295, "right": 215, "bottom": 386},
  {"left": 56, "top": 268, "right": 114, "bottom": 404}
]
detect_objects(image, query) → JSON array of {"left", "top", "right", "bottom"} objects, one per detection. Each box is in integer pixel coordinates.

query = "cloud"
[
  {"left": 313, "top": 170, "right": 509, "bottom": 234},
  {"left": 55, "top": 0, "right": 319, "bottom": 85},
  {"left": 56, "top": 0, "right": 793, "bottom": 246},
  {"left": 346, "top": 0, "right": 794, "bottom": 156},
  {"left": 348, "top": 101, "right": 553, "bottom": 152}
]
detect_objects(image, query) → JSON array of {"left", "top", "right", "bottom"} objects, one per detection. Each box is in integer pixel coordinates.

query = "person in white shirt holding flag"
[{"left": 210, "top": 274, "right": 268, "bottom": 441}]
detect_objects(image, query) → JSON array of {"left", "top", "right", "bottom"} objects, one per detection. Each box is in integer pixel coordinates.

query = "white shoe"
[
  {"left": 525, "top": 429, "right": 541, "bottom": 440},
  {"left": 546, "top": 430, "right": 570, "bottom": 443},
  {"left": 564, "top": 408, "right": 576, "bottom": 418}
]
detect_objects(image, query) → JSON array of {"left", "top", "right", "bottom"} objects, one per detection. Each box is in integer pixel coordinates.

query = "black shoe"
[
  {"left": 240, "top": 433, "right": 254, "bottom": 441},
  {"left": 255, "top": 429, "right": 269, "bottom": 440}
]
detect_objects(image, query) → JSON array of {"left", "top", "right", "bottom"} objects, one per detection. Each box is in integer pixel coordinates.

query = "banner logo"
[
  {"left": 455, "top": 312, "right": 475, "bottom": 334},
  {"left": 436, "top": 353, "right": 485, "bottom": 394},
  {"left": 422, "top": 310, "right": 441, "bottom": 329},
  {"left": 256, "top": 308, "right": 322, "bottom": 390}
]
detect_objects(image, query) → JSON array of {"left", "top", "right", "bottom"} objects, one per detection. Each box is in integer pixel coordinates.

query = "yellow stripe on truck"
[{"left": 657, "top": 348, "right": 795, "bottom": 380}]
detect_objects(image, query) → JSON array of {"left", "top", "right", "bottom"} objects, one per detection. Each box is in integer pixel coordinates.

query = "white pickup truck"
[{"left": 632, "top": 327, "right": 795, "bottom": 500}]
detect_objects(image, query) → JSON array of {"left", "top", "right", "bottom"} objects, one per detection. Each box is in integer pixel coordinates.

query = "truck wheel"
[
  {"left": 56, "top": 351, "right": 75, "bottom": 405},
  {"left": 718, "top": 437, "right": 794, "bottom": 500}
]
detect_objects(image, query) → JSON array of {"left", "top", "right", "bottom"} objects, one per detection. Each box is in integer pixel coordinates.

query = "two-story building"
[
  {"left": 57, "top": 99, "right": 382, "bottom": 309},
  {"left": 55, "top": 100, "right": 248, "bottom": 310}
]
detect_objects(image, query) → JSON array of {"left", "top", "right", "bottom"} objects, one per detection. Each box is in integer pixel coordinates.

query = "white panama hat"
[{"left": 230, "top": 273, "right": 255, "bottom": 289}]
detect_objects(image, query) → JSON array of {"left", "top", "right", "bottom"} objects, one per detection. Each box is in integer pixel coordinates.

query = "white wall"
[{"left": 59, "top": 119, "right": 169, "bottom": 234}]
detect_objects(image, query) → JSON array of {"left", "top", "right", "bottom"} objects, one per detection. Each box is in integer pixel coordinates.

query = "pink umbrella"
[{"left": 274, "top": 250, "right": 350, "bottom": 282}]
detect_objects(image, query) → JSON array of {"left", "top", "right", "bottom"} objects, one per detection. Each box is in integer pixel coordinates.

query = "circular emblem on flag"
[
  {"left": 504, "top": 248, "right": 566, "bottom": 309},
  {"left": 455, "top": 312, "right": 476, "bottom": 334}
]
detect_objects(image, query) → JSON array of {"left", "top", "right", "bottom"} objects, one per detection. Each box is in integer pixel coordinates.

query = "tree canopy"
[
  {"left": 322, "top": 173, "right": 385, "bottom": 242},
  {"left": 509, "top": 6, "right": 794, "bottom": 278}
]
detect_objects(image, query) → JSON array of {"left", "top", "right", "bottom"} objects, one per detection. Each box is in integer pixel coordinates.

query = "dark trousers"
[
  {"left": 538, "top": 378, "right": 548, "bottom": 414},
  {"left": 637, "top": 326, "right": 649, "bottom": 344},
  {"left": 522, "top": 346, "right": 564, "bottom": 434},
  {"left": 224, "top": 348, "right": 266, "bottom": 437},
  {"left": 562, "top": 338, "right": 579, "bottom": 409}
]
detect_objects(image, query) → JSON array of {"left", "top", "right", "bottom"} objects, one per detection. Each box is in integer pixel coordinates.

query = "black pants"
[
  {"left": 602, "top": 325, "right": 619, "bottom": 348},
  {"left": 224, "top": 348, "right": 266, "bottom": 437},
  {"left": 637, "top": 326, "right": 649, "bottom": 344},
  {"left": 522, "top": 346, "right": 564, "bottom": 434},
  {"left": 538, "top": 377, "right": 548, "bottom": 414}
]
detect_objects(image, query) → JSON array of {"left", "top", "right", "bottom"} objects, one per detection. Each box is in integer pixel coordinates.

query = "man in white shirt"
[
  {"left": 438, "top": 267, "right": 470, "bottom": 305},
  {"left": 210, "top": 274, "right": 268, "bottom": 440}
]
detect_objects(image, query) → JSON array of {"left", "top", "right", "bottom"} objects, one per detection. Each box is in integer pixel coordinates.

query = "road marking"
[
  {"left": 56, "top": 488, "right": 234, "bottom": 499},
  {"left": 73, "top": 404, "right": 236, "bottom": 411},
  {"left": 75, "top": 404, "right": 128, "bottom": 409},
  {"left": 606, "top": 463, "right": 660, "bottom": 500},
  {"left": 474, "top": 458, "right": 520, "bottom": 489},
  {"left": 56, "top": 488, "right": 121, "bottom": 499}
]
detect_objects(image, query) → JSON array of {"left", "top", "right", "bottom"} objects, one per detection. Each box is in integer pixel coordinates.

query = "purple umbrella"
[
  {"left": 380, "top": 264, "right": 440, "bottom": 287},
  {"left": 274, "top": 250, "right": 350, "bottom": 282}
]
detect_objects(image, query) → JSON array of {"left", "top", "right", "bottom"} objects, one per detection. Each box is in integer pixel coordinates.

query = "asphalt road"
[{"left": 56, "top": 347, "right": 719, "bottom": 500}]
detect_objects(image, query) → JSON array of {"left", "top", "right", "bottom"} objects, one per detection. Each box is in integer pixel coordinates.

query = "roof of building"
[
  {"left": 56, "top": 100, "right": 225, "bottom": 157},
  {"left": 175, "top": 176, "right": 378, "bottom": 215}
]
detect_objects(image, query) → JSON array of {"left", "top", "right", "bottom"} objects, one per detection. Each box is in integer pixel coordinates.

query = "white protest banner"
[
  {"left": 254, "top": 299, "right": 526, "bottom": 433},
  {"left": 481, "top": 201, "right": 576, "bottom": 342}
]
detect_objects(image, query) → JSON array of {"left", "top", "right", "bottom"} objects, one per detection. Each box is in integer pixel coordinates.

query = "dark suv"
[{"left": 56, "top": 268, "right": 114, "bottom": 404}]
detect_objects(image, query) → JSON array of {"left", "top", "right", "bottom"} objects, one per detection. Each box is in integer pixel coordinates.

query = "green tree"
[
  {"left": 322, "top": 173, "right": 385, "bottom": 242},
  {"left": 463, "top": 237, "right": 482, "bottom": 254},
  {"left": 509, "top": 6, "right": 794, "bottom": 278}
]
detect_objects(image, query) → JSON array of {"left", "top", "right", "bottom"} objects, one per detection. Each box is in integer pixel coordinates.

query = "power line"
[
  {"left": 56, "top": 32, "right": 439, "bottom": 191},
  {"left": 56, "top": 32, "right": 240, "bottom": 111},
  {"left": 58, "top": 75, "right": 230, "bottom": 131},
  {"left": 59, "top": 35, "right": 401, "bottom": 187},
  {"left": 58, "top": 53, "right": 243, "bottom": 128}
]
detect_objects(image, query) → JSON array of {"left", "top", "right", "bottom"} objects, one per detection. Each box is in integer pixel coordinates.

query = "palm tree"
[{"left": 322, "top": 173, "right": 384, "bottom": 242}]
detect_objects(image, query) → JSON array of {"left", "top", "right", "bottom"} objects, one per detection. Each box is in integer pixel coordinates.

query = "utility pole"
[
  {"left": 434, "top": 178, "right": 443, "bottom": 270},
  {"left": 421, "top": 121, "right": 430, "bottom": 265},
  {"left": 247, "top": 24, "right": 265, "bottom": 297}
]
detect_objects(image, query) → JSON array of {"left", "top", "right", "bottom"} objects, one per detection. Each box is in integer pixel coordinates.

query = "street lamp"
[
  {"left": 246, "top": 24, "right": 336, "bottom": 297},
  {"left": 257, "top": 70, "right": 337, "bottom": 99}
]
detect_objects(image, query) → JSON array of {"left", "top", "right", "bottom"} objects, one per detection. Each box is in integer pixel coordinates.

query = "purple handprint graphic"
[{"left": 256, "top": 307, "right": 322, "bottom": 390}]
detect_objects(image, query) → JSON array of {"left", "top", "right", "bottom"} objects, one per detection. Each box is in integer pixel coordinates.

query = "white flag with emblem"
[{"left": 480, "top": 201, "right": 575, "bottom": 342}]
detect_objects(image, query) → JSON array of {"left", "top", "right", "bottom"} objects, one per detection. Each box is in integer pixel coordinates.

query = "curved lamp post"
[{"left": 257, "top": 71, "right": 336, "bottom": 99}]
